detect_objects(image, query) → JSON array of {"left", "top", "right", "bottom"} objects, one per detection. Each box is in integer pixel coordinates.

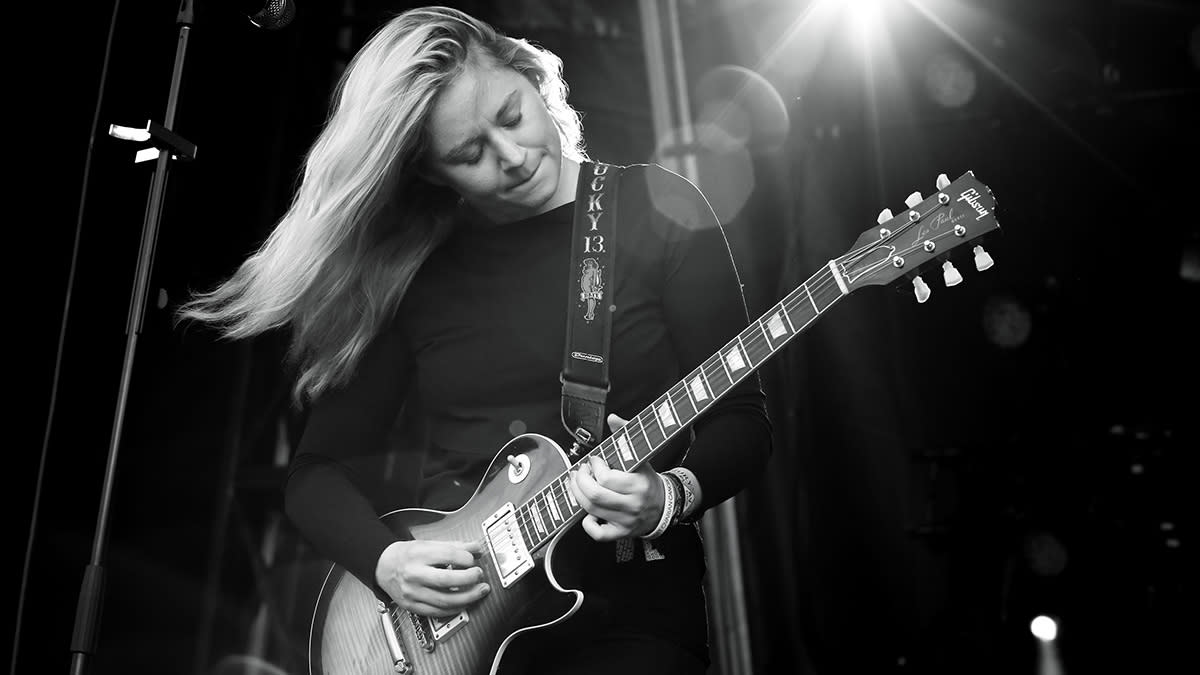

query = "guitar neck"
[{"left": 514, "top": 263, "right": 849, "bottom": 552}]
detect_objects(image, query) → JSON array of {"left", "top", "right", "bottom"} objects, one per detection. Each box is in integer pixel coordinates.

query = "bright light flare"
[
  {"left": 848, "top": 0, "right": 884, "bottom": 41},
  {"left": 1031, "top": 615, "right": 1058, "bottom": 642}
]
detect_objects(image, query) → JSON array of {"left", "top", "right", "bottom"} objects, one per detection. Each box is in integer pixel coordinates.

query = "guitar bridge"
[
  {"left": 403, "top": 609, "right": 435, "bottom": 652},
  {"left": 378, "top": 601, "right": 413, "bottom": 673},
  {"left": 482, "top": 502, "right": 534, "bottom": 588}
]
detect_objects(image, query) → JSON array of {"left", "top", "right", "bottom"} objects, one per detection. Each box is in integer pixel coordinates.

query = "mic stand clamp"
[{"left": 108, "top": 120, "right": 198, "bottom": 164}]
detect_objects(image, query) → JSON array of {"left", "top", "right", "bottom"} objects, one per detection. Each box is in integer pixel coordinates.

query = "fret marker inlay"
[
  {"left": 767, "top": 313, "right": 787, "bottom": 338},
  {"left": 656, "top": 401, "right": 677, "bottom": 428},
  {"left": 689, "top": 376, "right": 709, "bottom": 402},
  {"left": 725, "top": 346, "right": 746, "bottom": 371},
  {"left": 616, "top": 433, "right": 635, "bottom": 462}
]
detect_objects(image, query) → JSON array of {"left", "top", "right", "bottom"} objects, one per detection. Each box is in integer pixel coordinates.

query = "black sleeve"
[
  {"left": 284, "top": 319, "right": 412, "bottom": 596},
  {"left": 649, "top": 165, "right": 773, "bottom": 513}
]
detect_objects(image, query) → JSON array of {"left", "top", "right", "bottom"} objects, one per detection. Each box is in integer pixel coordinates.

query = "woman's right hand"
[{"left": 375, "top": 539, "right": 491, "bottom": 617}]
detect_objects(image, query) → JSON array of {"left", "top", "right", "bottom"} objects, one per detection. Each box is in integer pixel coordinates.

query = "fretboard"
[{"left": 513, "top": 263, "right": 847, "bottom": 552}]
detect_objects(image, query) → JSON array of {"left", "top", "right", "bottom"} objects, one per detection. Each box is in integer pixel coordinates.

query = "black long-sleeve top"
[{"left": 285, "top": 163, "right": 771, "bottom": 659}]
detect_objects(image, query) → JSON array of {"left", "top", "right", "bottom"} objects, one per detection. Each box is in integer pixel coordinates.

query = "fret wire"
[
  {"left": 609, "top": 444, "right": 627, "bottom": 472},
  {"left": 651, "top": 397, "right": 667, "bottom": 437},
  {"left": 528, "top": 496, "right": 547, "bottom": 536},
  {"left": 540, "top": 486, "right": 560, "bottom": 524},
  {"left": 516, "top": 506, "right": 538, "bottom": 547},
  {"left": 716, "top": 342, "right": 734, "bottom": 382},
  {"left": 687, "top": 378, "right": 709, "bottom": 414},
  {"left": 706, "top": 353, "right": 732, "bottom": 394},
  {"left": 778, "top": 299, "right": 797, "bottom": 333},
  {"left": 789, "top": 275, "right": 836, "bottom": 322},
  {"left": 612, "top": 428, "right": 635, "bottom": 465},
  {"left": 629, "top": 415, "right": 652, "bottom": 462},
  {"left": 757, "top": 316, "right": 773, "bottom": 347},
  {"left": 681, "top": 378, "right": 700, "bottom": 414},
  {"left": 696, "top": 365, "right": 714, "bottom": 404},
  {"left": 785, "top": 291, "right": 816, "bottom": 329},
  {"left": 745, "top": 327, "right": 765, "bottom": 363},
  {"left": 633, "top": 410, "right": 651, "bottom": 450},
  {"left": 547, "top": 480, "right": 564, "bottom": 523},
  {"left": 598, "top": 443, "right": 620, "bottom": 472},
  {"left": 664, "top": 389, "right": 684, "bottom": 426},
  {"left": 635, "top": 412, "right": 654, "bottom": 460},
  {"left": 734, "top": 333, "right": 753, "bottom": 369},
  {"left": 803, "top": 281, "right": 819, "bottom": 313},
  {"left": 647, "top": 407, "right": 669, "bottom": 450}
]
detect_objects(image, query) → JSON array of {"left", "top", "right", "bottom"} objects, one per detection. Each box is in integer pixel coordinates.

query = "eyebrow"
[{"left": 442, "top": 89, "right": 521, "bottom": 160}]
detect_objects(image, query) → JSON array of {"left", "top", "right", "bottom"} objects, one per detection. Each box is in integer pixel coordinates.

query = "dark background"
[{"left": 17, "top": 1, "right": 1197, "bottom": 673}]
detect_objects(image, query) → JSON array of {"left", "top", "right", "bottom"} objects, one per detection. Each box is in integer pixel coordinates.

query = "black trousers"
[{"left": 499, "top": 527, "right": 711, "bottom": 674}]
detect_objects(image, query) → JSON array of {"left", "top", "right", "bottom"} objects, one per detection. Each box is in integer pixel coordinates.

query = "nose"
[{"left": 492, "top": 130, "right": 527, "bottom": 170}]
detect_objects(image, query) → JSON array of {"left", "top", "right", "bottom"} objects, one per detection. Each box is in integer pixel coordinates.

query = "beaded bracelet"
[{"left": 640, "top": 473, "right": 677, "bottom": 540}]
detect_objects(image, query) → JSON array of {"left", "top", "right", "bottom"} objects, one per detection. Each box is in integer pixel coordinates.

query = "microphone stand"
[{"left": 69, "top": 2, "right": 199, "bottom": 673}]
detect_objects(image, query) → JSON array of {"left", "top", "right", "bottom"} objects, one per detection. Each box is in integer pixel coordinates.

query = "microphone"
[{"left": 242, "top": 0, "right": 296, "bottom": 30}]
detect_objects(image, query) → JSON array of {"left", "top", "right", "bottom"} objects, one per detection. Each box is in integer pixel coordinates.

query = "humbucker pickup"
[{"left": 482, "top": 502, "right": 534, "bottom": 588}]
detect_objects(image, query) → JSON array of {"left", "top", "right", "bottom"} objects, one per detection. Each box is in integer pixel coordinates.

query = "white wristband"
[
  {"left": 640, "top": 473, "right": 676, "bottom": 540},
  {"left": 665, "top": 467, "right": 700, "bottom": 521}
]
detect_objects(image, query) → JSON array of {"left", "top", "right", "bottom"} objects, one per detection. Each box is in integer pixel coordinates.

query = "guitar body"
[{"left": 309, "top": 434, "right": 581, "bottom": 675}]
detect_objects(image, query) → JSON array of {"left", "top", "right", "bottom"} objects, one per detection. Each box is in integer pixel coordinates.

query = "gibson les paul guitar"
[{"left": 308, "top": 171, "right": 1000, "bottom": 674}]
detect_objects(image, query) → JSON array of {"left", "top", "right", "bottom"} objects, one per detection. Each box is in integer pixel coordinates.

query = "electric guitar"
[{"left": 307, "top": 171, "right": 1000, "bottom": 674}]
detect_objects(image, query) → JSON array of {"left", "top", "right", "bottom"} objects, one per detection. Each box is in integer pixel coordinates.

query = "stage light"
[
  {"left": 982, "top": 293, "right": 1032, "bottom": 349},
  {"left": 1023, "top": 530, "right": 1068, "bottom": 577},
  {"left": 1031, "top": 615, "right": 1058, "bottom": 642},
  {"left": 848, "top": 0, "right": 884, "bottom": 41},
  {"left": 924, "top": 50, "right": 977, "bottom": 108}
]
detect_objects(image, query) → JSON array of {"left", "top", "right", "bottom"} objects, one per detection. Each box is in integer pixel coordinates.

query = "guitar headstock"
[{"left": 836, "top": 171, "right": 999, "bottom": 302}]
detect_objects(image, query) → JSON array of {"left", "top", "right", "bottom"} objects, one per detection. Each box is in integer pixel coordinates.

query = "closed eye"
[{"left": 447, "top": 143, "right": 483, "bottom": 165}]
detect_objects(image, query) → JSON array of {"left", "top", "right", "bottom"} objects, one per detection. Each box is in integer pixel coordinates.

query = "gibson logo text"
[{"left": 957, "top": 188, "right": 990, "bottom": 221}]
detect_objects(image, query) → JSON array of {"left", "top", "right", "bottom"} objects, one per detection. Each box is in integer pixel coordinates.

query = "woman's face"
[{"left": 423, "top": 58, "right": 574, "bottom": 224}]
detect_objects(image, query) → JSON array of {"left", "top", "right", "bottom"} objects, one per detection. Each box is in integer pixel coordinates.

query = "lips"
[{"left": 507, "top": 160, "right": 540, "bottom": 190}]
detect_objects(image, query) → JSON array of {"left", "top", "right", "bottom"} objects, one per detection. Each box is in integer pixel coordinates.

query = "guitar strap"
[{"left": 561, "top": 161, "right": 620, "bottom": 458}]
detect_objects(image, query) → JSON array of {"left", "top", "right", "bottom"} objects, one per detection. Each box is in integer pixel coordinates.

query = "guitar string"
[
  {"left": 511, "top": 223, "right": 977, "bottom": 544},
  {"left": 516, "top": 252, "right": 877, "bottom": 539},
  {"left": 513, "top": 264, "right": 844, "bottom": 546},
  {"left": 513, "top": 252, "right": 891, "bottom": 543}
]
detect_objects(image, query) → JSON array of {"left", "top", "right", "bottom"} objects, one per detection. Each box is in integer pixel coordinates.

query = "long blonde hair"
[{"left": 176, "top": 6, "right": 587, "bottom": 403}]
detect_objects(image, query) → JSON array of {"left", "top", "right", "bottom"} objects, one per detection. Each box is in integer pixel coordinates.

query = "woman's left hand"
[{"left": 567, "top": 413, "right": 665, "bottom": 541}]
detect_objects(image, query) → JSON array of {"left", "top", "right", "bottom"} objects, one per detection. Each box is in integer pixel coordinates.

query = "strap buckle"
[{"left": 569, "top": 427, "right": 593, "bottom": 458}]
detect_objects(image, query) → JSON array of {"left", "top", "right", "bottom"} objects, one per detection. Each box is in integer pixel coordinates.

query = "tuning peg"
[
  {"left": 936, "top": 173, "right": 950, "bottom": 190},
  {"left": 877, "top": 208, "right": 893, "bottom": 224},
  {"left": 905, "top": 192, "right": 923, "bottom": 208},
  {"left": 912, "top": 275, "right": 931, "bottom": 303},
  {"left": 973, "top": 245, "right": 994, "bottom": 271},
  {"left": 942, "top": 260, "right": 963, "bottom": 287}
]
